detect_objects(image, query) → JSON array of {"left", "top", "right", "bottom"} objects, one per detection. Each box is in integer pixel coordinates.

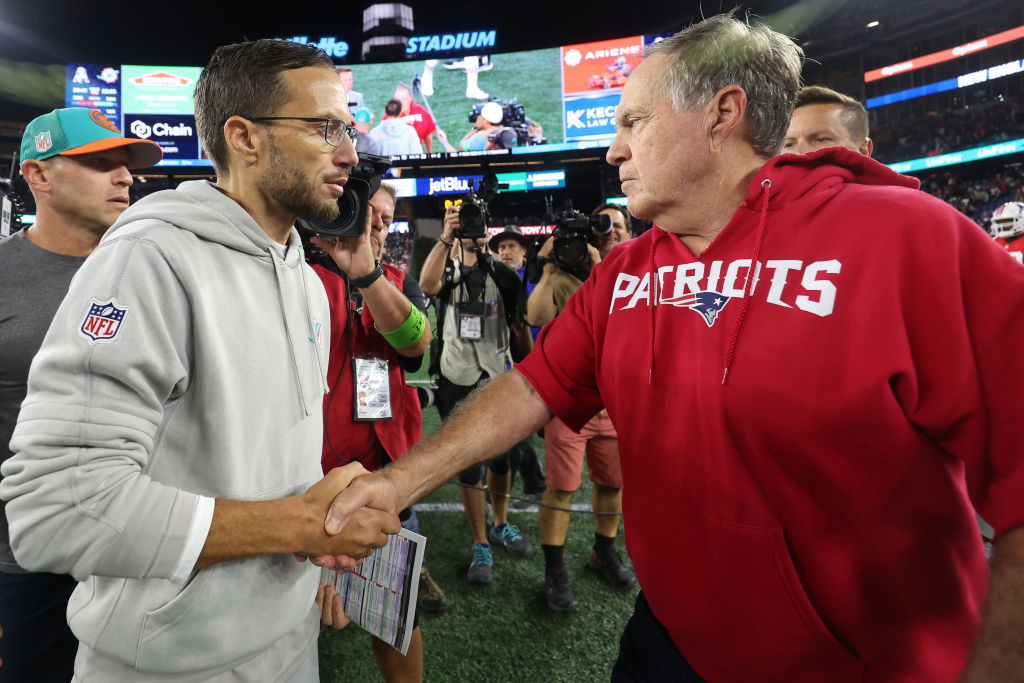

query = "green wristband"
[{"left": 376, "top": 306, "right": 427, "bottom": 349}]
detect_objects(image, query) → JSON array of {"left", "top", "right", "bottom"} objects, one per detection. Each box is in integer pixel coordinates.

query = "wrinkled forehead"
[{"left": 498, "top": 239, "right": 524, "bottom": 250}]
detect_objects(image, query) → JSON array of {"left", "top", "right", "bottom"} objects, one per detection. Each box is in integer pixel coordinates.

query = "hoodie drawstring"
[
  {"left": 299, "top": 261, "right": 331, "bottom": 396},
  {"left": 647, "top": 231, "right": 660, "bottom": 384},
  {"left": 722, "top": 178, "right": 772, "bottom": 385},
  {"left": 271, "top": 248, "right": 317, "bottom": 417}
]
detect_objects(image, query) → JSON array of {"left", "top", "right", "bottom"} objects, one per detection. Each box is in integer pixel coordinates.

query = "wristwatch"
[{"left": 349, "top": 261, "right": 384, "bottom": 288}]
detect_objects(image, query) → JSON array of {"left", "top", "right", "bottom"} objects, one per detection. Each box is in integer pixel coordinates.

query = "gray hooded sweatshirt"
[{"left": 0, "top": 181, "right": 331, "bottom": 681}]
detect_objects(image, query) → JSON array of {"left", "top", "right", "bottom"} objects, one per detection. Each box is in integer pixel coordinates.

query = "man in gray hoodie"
[
  {"left": 0, "top": 39, "right": 400, "bottom": 682},
  {"left": 369, "top": 98, "right": 424, "bottom": 156}
]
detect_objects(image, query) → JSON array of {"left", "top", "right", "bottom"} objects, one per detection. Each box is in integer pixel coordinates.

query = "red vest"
[{"left": 312, "top": 263, "right": 423, "bottom": 473}]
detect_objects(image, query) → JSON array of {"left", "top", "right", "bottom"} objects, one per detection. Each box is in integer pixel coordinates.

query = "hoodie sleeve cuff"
[{"left": 169, "top": 495, "right": 215, "bottom": 583}]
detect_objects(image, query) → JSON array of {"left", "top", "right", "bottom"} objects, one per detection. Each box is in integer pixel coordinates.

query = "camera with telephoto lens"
[
  {"left": 456, "top": 174, "right": 503, "bottom": 240},
  {"left": 296, "top": 153, "right": 392, "bottom": 238},
  {"left": 468, "top": 98, "right": 548, "bottom": 149},
  {"left": 546, "top": 198, "right": 611, "bottom": 270}
]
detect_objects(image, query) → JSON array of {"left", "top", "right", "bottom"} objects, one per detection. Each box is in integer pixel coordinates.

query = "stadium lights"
[{"left": 866, "top": 20, "right": 880, "bottom": 28}]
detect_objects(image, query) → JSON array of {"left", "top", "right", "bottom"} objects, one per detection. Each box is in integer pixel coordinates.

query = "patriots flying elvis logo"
[{"left": 661, "top": 291, "right": 731, "bottom": 327}]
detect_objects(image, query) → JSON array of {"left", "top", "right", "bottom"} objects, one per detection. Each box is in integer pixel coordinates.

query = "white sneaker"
[{"left": 466, "top": 85, "right": 490, "bottom": 100}]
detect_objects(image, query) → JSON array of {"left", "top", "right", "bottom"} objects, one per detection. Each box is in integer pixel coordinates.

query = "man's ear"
[
  {"left": 859, "top": 137, "right": 874, "bottom": 157},
  {"left": 223, "top": 116, "right": 263, "bottom": 167},
  {"left": 707, "top": 85, "right": 748, "bottom": 152},
  {"left": 20, "top": 159, "right": 50, "bottom": 194}
]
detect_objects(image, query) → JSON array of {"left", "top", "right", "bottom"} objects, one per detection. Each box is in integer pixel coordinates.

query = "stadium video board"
[{"left": 65, "top": 33, "right": 663, "bottom": 167}]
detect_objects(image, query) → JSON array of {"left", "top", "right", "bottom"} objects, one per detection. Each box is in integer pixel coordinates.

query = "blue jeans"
[{"left": 0, "top": 569, "right": 78, "bottom": 682}]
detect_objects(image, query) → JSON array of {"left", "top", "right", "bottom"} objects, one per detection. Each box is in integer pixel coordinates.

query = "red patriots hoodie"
[{"left": 517, "top": 147, "right": 1024, "bottom": 681}]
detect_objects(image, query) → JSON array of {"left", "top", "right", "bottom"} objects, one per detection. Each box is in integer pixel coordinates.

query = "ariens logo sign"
[{"left": 406, "top": 31, "right": 496, "bottom": 55}]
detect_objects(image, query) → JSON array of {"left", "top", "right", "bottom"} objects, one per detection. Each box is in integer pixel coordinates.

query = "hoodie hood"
[
  {"left": 379, "top": 118, "right": 415, "bottom": 138},
  {"left": 743, "top": 146, "right": 920, "bottom": 212},
  {"left": 106, "top": 180, "right": 329, "bottom": 413},
  {"left": 108, "top": 180, "right": 302, "bottom": 259},
  {"left": 643, "top": 146, "right": 922, "bottom": 385}
]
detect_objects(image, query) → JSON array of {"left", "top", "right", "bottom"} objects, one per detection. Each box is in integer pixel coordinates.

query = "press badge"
[
  {"left": 353, "top": 356, "right": 392, "bottom": 421},
  {"left": 456, "top": 301, "right": 486, "bottom": 340}
]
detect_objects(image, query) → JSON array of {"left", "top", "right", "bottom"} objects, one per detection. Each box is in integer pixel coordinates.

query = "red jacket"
[
  {"left": 313, "top": 263, "right": 423, "bottom": 473},
  {"left": 518, "top": 147, "right": 1024, "bottom": 681}
]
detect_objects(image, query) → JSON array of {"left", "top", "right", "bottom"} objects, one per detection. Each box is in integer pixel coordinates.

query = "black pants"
[
  {"left": 0, "top": 570, "right": 78, "bottom": 683},
  {"left": 508, "top": 435, "right": 545, "bottom": 495},
  {"left": 611, "top": 592, "right": 706, "bottom": 682},
  {"left": 436, "top": 374, "right": 512, "bottom": 484}
]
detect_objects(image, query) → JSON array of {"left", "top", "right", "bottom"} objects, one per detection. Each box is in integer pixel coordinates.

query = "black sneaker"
[
  {"left": 585, "top": 548, "right": 637, "bottom": 589},
  {"left": 510, "top": 492, "right": 539, "bottom": 510},
  {"left": 544, "top": 571, "right": 579, "bottom": 612},
  {"left": 488, "top": 523, "right": 533, "bottom": 557}
]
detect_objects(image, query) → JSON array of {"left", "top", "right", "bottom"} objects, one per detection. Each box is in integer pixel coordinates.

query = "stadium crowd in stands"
[
  {"left": 917, "top": 165, "right": 1024, "bottom": 229},
  {"left": 872, "top": 92, "right": 1024, "bottom": 165}
]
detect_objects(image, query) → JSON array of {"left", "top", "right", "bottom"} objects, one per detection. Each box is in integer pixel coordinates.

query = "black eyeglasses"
[{"left": 247, "top": 116, "right": 357, "bottom": 147}]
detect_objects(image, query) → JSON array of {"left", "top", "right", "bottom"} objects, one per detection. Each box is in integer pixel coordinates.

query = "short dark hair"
[
  {"left": 384, "top": 99, "right": 403, "bottom": 118},
  {"left": 592, "top": 203, "right": 632, "bottom": 233},
  {"left": 795, "top": 85, "right": 870, "bottom": 141},
  {"left": 194, "top": 39, "right": 336, "bottom": 174}
]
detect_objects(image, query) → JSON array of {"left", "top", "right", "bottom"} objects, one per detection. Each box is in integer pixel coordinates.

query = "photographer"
[
  {"left": 460, "top": 101, "right": 543, "bottom": 152},
  {"left": 525, "top": 213, "right": 636, "bottom": 613},
  {"left": 419, "top": 203, "right": 534, "bottom": 584}
]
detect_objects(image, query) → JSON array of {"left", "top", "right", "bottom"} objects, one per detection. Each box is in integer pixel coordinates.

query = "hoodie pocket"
[
  {"left": 135, "top": 567, "right": 216, "bottom": 672},
  {"left": 626, "top": 493, "right": 863, "bottom": 683}
]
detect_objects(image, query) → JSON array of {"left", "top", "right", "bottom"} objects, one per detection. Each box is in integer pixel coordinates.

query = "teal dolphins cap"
[{"left": 21, "top": 107, "right": 163, "bottom": 169}]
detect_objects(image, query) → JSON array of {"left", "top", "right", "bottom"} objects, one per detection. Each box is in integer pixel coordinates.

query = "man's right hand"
[
  {"left": 299, "top": 464, "right": 401, "bottom": 566},
  {"left": 306, "top": 471, "right": 401, "bottom": 569}
]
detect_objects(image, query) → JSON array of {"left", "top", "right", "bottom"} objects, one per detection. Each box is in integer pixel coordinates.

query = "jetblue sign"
[
  {"left": 406, "top": 31, "right": 496, "bottom": 55},
  {"left": 418, "top": 175, "right": 482, "bottom": 196},
  {"left": 277, "top": 36, "right": 349, "bottom": 58}
]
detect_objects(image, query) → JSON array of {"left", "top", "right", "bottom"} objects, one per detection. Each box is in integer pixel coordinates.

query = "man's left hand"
[
  {"left": 317, "top": 580, "right": 352, "bottom": 630},
  {"left": 310, "top": 205, "right": 376, "bottom": 278}
]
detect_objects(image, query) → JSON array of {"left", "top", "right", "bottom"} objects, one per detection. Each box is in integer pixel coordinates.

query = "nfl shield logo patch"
[
  {"left": 79, "top": 299, "right": 129, "bottom": 343},
  {"left": 35, "top": 131, "right": 52, "bottom": 153}
]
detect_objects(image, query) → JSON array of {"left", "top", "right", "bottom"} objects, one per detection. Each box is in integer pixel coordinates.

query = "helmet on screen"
[{"left": 991, "top": 202, "right": 1024, "bottom": 239}]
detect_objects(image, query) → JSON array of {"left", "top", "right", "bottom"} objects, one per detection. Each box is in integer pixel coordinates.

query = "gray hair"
[{"left": 645, "top": 12, "right": 803, "bottom": 157}]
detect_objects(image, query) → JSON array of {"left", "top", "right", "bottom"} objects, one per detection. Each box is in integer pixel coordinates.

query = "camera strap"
[{"left": 453, "top": 253, "right": 489, "bottom": 340}]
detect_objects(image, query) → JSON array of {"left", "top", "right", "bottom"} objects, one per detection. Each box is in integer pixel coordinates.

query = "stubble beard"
[{"left": 261, "top": 137, "right": 340, "bottom": 224}]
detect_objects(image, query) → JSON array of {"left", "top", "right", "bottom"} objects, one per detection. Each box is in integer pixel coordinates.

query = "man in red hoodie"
[{"left": 321, "top": 12, "right": 1024, "bottom": 682}]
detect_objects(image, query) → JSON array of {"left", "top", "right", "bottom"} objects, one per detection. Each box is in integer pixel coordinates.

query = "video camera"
[
  {"left": 468, "top": 98, "right": 548, "bottom": 150},
  {"left": 296, "top": 153, "right": 392, "bottom": 238},
  {"left": 545, "top": 198, "right": 611, "bottom": 270},
  {"left": 455, "top": 174, "right": 503, "bottom": 240}
]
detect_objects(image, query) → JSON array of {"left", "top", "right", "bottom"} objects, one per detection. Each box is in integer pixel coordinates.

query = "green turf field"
[
  {"left": 318, "top": 307, "right": 639, "bottom": 681},
  {"left": 348, "top": 47, "right": 563, "bottom": 152}
]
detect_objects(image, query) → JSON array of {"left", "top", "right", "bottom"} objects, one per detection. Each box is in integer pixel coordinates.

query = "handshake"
[{"left": 295, "top": 461, "right": 402, "bottom": 570}]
